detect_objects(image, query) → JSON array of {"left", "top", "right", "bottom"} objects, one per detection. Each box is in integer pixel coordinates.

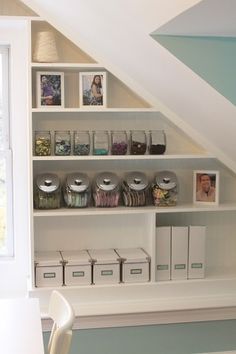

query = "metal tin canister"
[
  {"left": 63, "top": 172, "right": 90, "bottom": 208},
  {"left": 34, "top": 173, "right": 61, "bottom": 209},
  {"left": 122, "top": 172, "right": 150, "bottom": 207},
  {"left": 152, "top": 170, "right": 178, "bottom": 206},
  {"left": 93, "top": 172, "right": 120, "bottom": 207}
]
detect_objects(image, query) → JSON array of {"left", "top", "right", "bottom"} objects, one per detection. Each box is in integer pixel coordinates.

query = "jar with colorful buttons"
[
  {"left": 93, "top": 130, "right": 109, "bottom": 155},
  {"left": 34, "top": 131, "right": 51, "bottom": 156},
  {"left": 149, "top": 130, "right": 166, "bottom": 155},
  {"left": 73, "top": 131, "right": 90, "bottom": 156},
  {"left": 54, "top": 130, "right": 71, "bottom": 156},
  {"left": 111, "top": 130, "right": 128, "bottom": 155},
  {"left": 130, "top": 130, "right": 147, "bottom": 155}
]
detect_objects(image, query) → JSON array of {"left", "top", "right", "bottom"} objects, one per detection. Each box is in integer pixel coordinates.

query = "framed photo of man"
[
  {"left": 36, "top": 72, "right": 64, "bottom": 108},
  {"left": 79, "top": 71, "right": 107, "bottom": 108},
  {"left": 193, "top": 170, "right": 219, "bottom": 205}
]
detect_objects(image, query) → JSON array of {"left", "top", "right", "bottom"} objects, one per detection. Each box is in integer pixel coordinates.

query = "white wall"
[{"left": 0, "top": 19, "right": 30, "bottom": 297}]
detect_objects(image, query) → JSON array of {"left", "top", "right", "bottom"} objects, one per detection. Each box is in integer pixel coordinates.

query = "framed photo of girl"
[
  {"left": 193, "top": 170, "right": 219, "bottom": 205},
  {"left": 79, "top": 71, "right": 107, "bottom": 108},
  {"left": 36, "top": 72, "right": 64, "bottom": 108}
]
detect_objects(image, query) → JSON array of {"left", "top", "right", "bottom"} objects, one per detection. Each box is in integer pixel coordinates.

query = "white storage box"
[
  {"left": 188, "top": 226, "right": 206, "bottom": 279},
  {"left": 34, "top": 251, "right": 63, "bottom": 287},
  {"left": 88, "top": 249, "right": 120, "bottom": 284},
  {"left": 115, "top": 248, "right": 150, "bottom": 283},
  {"left": 171, "top": 226, "right": 188, "bottom": 280},
  {"left": 61, "top": 250, "right": 92, "bottom": 286},
  {"left": 156, "top": 226, "right": 171, "bottom": 281}
]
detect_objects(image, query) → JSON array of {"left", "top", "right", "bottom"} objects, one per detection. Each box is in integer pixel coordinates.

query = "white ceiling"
[{"left": 21, "top": 0, "right": 236, "bottom": 173}]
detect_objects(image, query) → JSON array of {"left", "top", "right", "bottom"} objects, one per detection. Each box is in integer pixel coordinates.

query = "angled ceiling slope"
[
  {"left": 152, "top": 0, "right": 236, "bottom": 106},
  {"left": 0, "top": 0, "right": 37, "bottom": 16},
  {"left": 19, "top": 0, "right": 236, "bottom": 173},
  {"left": 152, "top": 35, "right": 236, "bottom": 106}
]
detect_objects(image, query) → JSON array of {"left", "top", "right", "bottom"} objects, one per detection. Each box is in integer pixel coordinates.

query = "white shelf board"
[
  {"left": 32, "top": 154, "right": 215, "bottom": 161},
  {"left": 32, "top": 107, "right": 155, "bottom": 113},
  {"left": 33, "top": 203, "right": 236, "bottom": 217},
  {"left": 31, "top": 62, "right": 103, "bottom": 69}
]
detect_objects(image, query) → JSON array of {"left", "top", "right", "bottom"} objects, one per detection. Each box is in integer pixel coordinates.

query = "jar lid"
[
  {"left": 154, "top": 171, "right": 178, "bottom": 190},
  {"left": 66, "top": 173, "right": 89, "bottom": 192},
  {"left": 125, "top": 172, "right": 148, "bottom": 191},
  {"left": 96, "top": 172, "right": 119, "bottom": 191},
  {"left": 36, "top": 173, "right": 60, "bottom": 193}
]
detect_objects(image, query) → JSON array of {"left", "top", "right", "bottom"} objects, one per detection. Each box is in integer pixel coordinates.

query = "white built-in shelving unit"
[{"left": 28, "top": 19, "right": 236, "bottom": 327}]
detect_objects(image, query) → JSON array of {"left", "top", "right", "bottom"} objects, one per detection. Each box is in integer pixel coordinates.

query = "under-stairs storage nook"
[{"left": 29, "top": 19, "right": 236, "bottom": 323}]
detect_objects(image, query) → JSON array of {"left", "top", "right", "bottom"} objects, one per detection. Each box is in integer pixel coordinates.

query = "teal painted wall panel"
[
  {"left": 43, "top": 320, "right": 236, "bottom": 354},
  {"left": 152, "top": 35, "right": 236, "bottom": 105}
]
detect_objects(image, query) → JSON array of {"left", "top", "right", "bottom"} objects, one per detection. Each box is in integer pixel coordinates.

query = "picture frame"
[
  {"left": 36, "top": 71, "right": 64, "bottom": 108},
  {"left": 79, "top": 71, "right": 107, "bottom": 108},
  {"left": 193, "top": 170, "right": 219, "bottom": 205}
]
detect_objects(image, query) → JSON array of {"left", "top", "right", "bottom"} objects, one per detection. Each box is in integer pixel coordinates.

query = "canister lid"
[
  {"left": 36, "top": 173, "right": 60, "bottom": 193},
  {"left": 125, "top": 172, "right": 148, "bottom": 191},
  {"left": 95, "top": 172, "right": 119, "bottom": 191},
  {"left": 66, "top": 173, "right": 89, "bottom": 193},
  {"left": 154, "top": 171, "right": 178, "bottom": 190}
]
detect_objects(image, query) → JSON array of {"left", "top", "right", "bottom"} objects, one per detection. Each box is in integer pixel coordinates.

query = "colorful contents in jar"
[
  {"left": 130, "top": 141, "right": 147, "bottom": 155},
  {"left": 122, "top": 188, "right": 147, "bottom": 206},
  {"left": 64, "top": 189, "right": 90, "bottom": 207},
  {"left": 93, "top": 148, "right": 109, "bottom": 155},
  {"left": 152, "top": 186, "right": 177, "bottom": 206},
  {"left": 93, "top": 190, "right": 120, "bottom": 207},
  {"left": 111, "top": 141, "right": 128, "bottom": 155},
  {"left": 74, "top": 143, "right": 90, "bottom": 156},
  {"left": 93, "top": 131, "right": 109, "bottom": 155},
  {"left": 55, "top": 135, "right": 71, "bottom": 155},
  {"left": 34, "top": 192, "right": 61, "bottom": 209},
  {"left": 35, "top": 136, "right": 51, "bottom": 156},
  {"left": 149, "top": 144, "right": 166, "bottom": 155}
]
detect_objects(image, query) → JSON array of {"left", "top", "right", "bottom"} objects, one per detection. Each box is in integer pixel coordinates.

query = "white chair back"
[{"left": 48, "top": 291, "right": 75, "bottom": 354}]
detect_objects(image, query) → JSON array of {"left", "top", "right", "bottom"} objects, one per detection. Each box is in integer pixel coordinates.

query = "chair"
[{"left": 48, "top": 290, "right": 75, "bottom": 354}]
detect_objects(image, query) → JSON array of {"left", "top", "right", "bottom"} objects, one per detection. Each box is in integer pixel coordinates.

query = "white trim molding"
[{"left": 42, "top": 306, "right": 236, "bottom": 331}]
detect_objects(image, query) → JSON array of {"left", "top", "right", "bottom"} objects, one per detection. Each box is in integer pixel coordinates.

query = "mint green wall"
[
  {"left": 43, "top": 320, "right": 236, "bottom": 354},
  {"left": 152, "top": 35, "right": 236, "bottom": 106}
]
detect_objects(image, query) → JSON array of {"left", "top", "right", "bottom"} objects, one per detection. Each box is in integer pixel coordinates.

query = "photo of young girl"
[{"left": 80, "top": 72, "right": 107, "bottom": 108}]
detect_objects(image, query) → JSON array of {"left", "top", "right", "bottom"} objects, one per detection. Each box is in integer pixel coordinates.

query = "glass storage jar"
[
  {"left": 34, "top": 131, "right": 51, "bottom": 156},
  {"left": 149, "top": 130, "right": 166, "bottom": 155},
  {"left": 111, "top": 130, "right": 128, "bottom": 155},
  {"left": 54, "top": 130, "right": 71, "bottom": 156},
  {"left": 93, "top": 172, "right": 120, "bottom": 207},
  {"left": 34, "top": 173, "right": 61, "bottom": 209},
  {"left": 130, "top": 130, "right": 147, "bottom": 155},
  {"left": 73, "top": 131, "right": 90, "bottom": 155},
  {"left": 122, "top": 171, "right": 150, "bottom": 207},
  {"left": 93, "top": 130, "right": 109, "bottom": 155},
  {"left": 152, "top": 170, "right": 178, "bottom": 206},
  {"left": 63, "top": 172, "right": 90, "bottom": 208}
]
